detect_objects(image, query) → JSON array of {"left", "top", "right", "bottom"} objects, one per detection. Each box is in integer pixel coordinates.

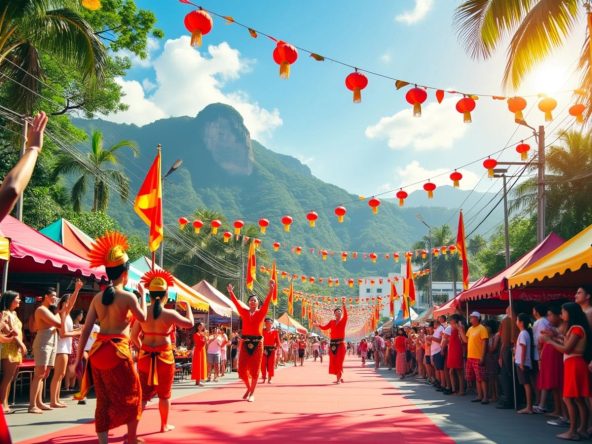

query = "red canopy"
[
  {"left": 0, "top": 215, "right": 105, "bottom": 280},
  {"left": 433, "top": 277, "right": 489, "bottom": 317},
  {"left": 460, "top": 233, "right": 566, "bottom": 302}
]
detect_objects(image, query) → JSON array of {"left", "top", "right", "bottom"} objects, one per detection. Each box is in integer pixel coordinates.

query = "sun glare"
[{"left": 523, "top": 62, "right": 577, "bottom": 95}]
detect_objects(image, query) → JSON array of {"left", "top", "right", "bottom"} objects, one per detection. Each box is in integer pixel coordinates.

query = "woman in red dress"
[
  {"left": 314, "top": 301, "right": 348, "bottom": 384},
  {"left": 444, "top": 314, "right": 465, "bottom": 396},
  {"left": 191, "top": 322, "right": 207, "bottom": 386},
  {"left": 394, "top": 329, "right": 408, "bottom": 379},
  {"left": 536, "top": 305, "right": 564, "bottom": 416},
  {"left": 227, "top": 281, "right": 274, "bottom": 402}
]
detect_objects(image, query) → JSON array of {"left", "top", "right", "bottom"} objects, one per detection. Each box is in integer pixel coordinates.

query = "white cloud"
[
  {"left": 395, "top": 161, "right": 479, "bottom": 192},
  {"left": 116, "top": 37, "right": 160, "bottom": 69},
  {"left": 296, "top": 155, "right": 315, "bottom": 165},
  {"left": 365, "top": 98, "right": 469, "bottom": 150},
  {"left": 380, "top": 53, "right": 392, "bottom": 64},
  {"left": 395, "top": 0, "right": 434, "bottom": 25},
  {"left": 104, "top": 37, "right": 282, "bottom": 140}
]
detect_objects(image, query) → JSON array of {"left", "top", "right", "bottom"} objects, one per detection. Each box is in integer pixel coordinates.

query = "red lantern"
[
  {"left": 210, "top": 219, "right": 222, "bottom": 235},
  {"left": 345, "top": 70, "right": 368, "bottom": 103},
  {"left": 357, "top": 278, "right": 363, "bottom": 285},
  {"left": 273, "top": 241, "right": 281, "bottom": 252},
  {"left": 569, "top": 104, "right": 585, "bottom": 124},
  {"left": 421, "top": 249, "right": 427, "bottom": 259},
  {"left": 507, "top": 97, "right": 527, "bottom": 122},
  {"left": 178, "top": 217, "right": 189, "bottom": 230},
  {"left": 348, "top": 278, "right": 354, "bottom": 288},
  {"left": 301, "top": 275, "right": 307, "bottom": 283},
  {"left": 233, "top": 219, "right": 244, "bottom": 236},
  {"left": 222, "top": 231, "right": 232, "bottom": 243},
  {"left": 368, "top": 197, "right": 381, "bottom": 214},
  {"left": 294, "top": 246, "right": 302, "bottom": 255},
  {"left": 334, "top": 206, "right": 347, "bottom": 223},
  {"left": 483, "top": 158, "right": 498, "bottom": 177},
  {"left": 306, "top": 211, "right": 318, "bottom": 228},
  {"left": 258, "top": 218, "right": 269, "bottom": 234},
  {"left": 405, "top": 87, "right": 428, "bottom": 117},
  {"left": 369, "top": 252, "right": 377, "bottom": 263},
  {"left": 538, "top": 97, "right": 557, "bottom": 121},
  {"left": 456, "top": 97, "right": 476, "bottom": 123},
  {"left": 321, "top": 250, "right": 328, "bottom": 261},
  {"left": 281, "top": 271, "right": 288, "bottom": 279},
  {"left": 441, "top": 246, "right": 448, "bottom": 255},
  {"left": 273, "top": 41, "right": 298, "bottom": 79},
  {"left": 448, "top": 245, "right": 457, "bottom": 255},
  {"left": 450, "top": 171, "right": 463, "bottom": 188},
  {"left": 192, "top": 219, "right": 204, "bottom": 234},
  {"left": 184, "top": 10, "right": 213, "bottom": 47},
  {"left": 309, "top": 277, "right": 316, "bottom": 284},
  {"left": 432, "top": 248, "right": 439, "bottom": 257},
  {"left": 393, "top": 252, "right": 400, "bottom": 262},
  {"left": 516, "top": 142, "right": 530, "bottom": 161},
  {"left": 423, "top": 181, "right": 436, "bottom": 199},
  {"left": 253, "top": 238, "right": 261, "bottom": 248},
  {"left": 352, "top": 252, "right": 358, "bottom": 259},
  {"left": 341, "top": 251, "right": 348, "bottom": 262},
  {"left": 281, "top": 215, "right": 293, "bottom": 232},
  {"left": 396, "top": 189, "right": 408, "bottom": 207}
]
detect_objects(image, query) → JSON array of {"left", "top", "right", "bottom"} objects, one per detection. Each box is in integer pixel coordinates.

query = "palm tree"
[
  {"left": 0, "top": 0, "right": 107, "bottom": 114},
  {"left": 454, "top": 1, "right": 583, "bottom": 92},
  {"left": 54, "top": 130, "right": 138, "bottom": 212},
  {"left": 511, "top": 130, "right": 592, "bottom": 238}
]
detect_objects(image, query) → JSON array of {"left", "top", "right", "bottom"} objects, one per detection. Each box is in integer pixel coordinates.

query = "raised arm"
[
  {"left": 227, "top": 284, "right": 248, "bottom": 318},
  {"left": 342, "top": 301, "right": 348, "bottom": 323},
  {"left": 64, "top": 278, "right": 84, "bottom": 314},
  {"left": 260, "top": 280, "right": 275, "bottom": 317}
]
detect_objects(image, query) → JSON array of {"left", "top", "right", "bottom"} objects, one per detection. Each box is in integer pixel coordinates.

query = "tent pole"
[
  {"left": 509, "top": 288, "right": 517, "bottom": 410},
  {"left": 1, "top": 259, "right": 8, "bottom": 293}
]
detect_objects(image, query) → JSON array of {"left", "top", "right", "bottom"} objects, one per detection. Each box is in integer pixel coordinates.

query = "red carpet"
[{"left": 18, "top": 356, "right": 452, "bottom": 443}]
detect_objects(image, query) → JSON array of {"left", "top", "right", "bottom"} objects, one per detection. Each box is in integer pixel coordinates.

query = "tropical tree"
[
  {"left": 511, "top": 130, "right": 592, "bottom": 238},
  {"left": 54, "top": 130, "right": 138, "bottom": 212}
]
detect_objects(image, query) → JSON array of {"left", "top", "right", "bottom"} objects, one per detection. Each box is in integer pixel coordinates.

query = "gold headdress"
[
  {"left": 141, "top": 269, "right": 175, "bottom": 292},
  {"left": 88, "top": 231, "right": 129, "bottom": 268}
]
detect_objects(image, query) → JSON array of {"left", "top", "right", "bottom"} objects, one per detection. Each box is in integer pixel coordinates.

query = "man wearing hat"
[
  {"left": 314, "top": 300, "right": 348, "bottom": 384},
  {"left": 75, "top": 232, "right": 147, "bottom": 444},
  {"left": 459, "top": 311, "right": 490, "bottom": 405},
  {"left": 261, "top": 318, "right": 281, "bottom": 383}
]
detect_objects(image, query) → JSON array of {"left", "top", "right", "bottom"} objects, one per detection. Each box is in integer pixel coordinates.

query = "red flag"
[
  {"left": 271, "top": 261, "right": 278, "bottom": 305},
  {"left": 134, "top": 150, "right": 163, "bottom": 252},
  {"left": 457, "top": 210, "right": 470, "bottom": 290},
  {"left": 405, "top": 254, "right": 416, "bottom": 305},
  {"left": 246, "top": 240, "right": 257, "bottom": 291},
  {"left": 288, "top": 280, "right": 294, "bottom": 316},
  {"left": 389, "top": 283, "right": 396, "bottom": 317}
]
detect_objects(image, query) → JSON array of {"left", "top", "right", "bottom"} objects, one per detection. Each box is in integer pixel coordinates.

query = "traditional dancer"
[
  {"left": 75, "top": 232, "right": 147, "bottom": 444},
  {"left": 261, "top": 318, "right": 281, "bottom": 383},
  {"left": 131, "top": 269, "right": 194, "bottom": 433},
  {"left": 314, "top": 301, "right": 348, "bottom": 384},
  {"left": 227, "top": 280, "right": 274, "bottom": 402}
]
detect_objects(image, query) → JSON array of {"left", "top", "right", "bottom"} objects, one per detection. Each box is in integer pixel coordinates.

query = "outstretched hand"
[
  {"left": 227, "top": 283, "right": 234, "bottom": 293},
  {"left": 74, "top": 278, "right": 84, "bottom": 291},
  {"left": 26, "top": 112, "right": 48, "bottom": 151}
]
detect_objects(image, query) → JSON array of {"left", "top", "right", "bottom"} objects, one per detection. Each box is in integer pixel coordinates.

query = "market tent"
[
  {"left": 460, "top": 233, "right": 567, "bottom": 303},
  {"left": 192, "top": 280, "right": 248, "bottom": 317},
  {"left": 509, "top": 224, "right": 592, "bottom": 290},
  {"left": 274, "top": 320, "right": 297, "bottom": 333},
  {"left": 131, "top": 257, "right": 210, "bottom": 312},
  {"left": 0, "top": 235, "right": 8, "bottom": 261},
  {"left": 0, "top": 215, "right": 105, "bottom": 280},
  {"left": 277, "top": 312, "right": 308, "bottom": 334}
]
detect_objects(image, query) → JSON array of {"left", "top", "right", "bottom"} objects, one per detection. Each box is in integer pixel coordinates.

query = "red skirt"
[
  {"left": 563, "top": 356, "right": 591, "bottom": 398},
  {"left": 329, "top": 342, "right": 346, "bottom": 376},
  {"left": 538, "top": 343, "right": 563, "bottom": 390},
  {"left": 238, "top": 340, "right": 263, "bottom": 384}
]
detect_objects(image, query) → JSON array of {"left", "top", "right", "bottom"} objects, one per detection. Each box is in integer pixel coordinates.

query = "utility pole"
[
  {"left": 502, "top": 174, "right": 511, "bottom": 267},
  {"left": 537, "top": 125, "right": 546, "bottom": 244},
  {"left": 416, "top": 214, "right": 433, "bottom": 308},
  {"left": 159, "top": 156, "right": 183, "bottom": 268}
]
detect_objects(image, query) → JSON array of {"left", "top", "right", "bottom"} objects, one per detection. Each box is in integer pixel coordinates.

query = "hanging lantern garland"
[
  {"left": 423, "top": 181, "right": 436, "bottom": 199},
  {"left": 449, "top": 171, "right": 463, "bottom": 188},
  {"left": 406, "top": 86, "right": 428, "bottom": 117},
  {"left": 483, "top": 158, "right": 498, "bottom": 178},
  {"left": 273, "top": 41, "right": 298, "bottom": 79},
  {"left": 396, "top": 189, "right": 408, "bottom": 207},
  {"left": 345, "top": 70, "right": 369, "bottom": 103},
  {"left": 184, "top": 9, "right": 213, "bottom": 47},
  {"left": 515, "top": 142, "right": 530, "bottom": 161},
  {"left": 538, "top": 97, "right": 557, "bottom": 122}
]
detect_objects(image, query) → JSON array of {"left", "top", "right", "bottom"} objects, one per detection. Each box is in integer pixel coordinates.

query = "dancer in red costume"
[
  {"left": 227, "top": 280, "right": 274, "bottom": 402},
  {"left": 131, "top": 269, "right": 194, "bottom": 433},
  {"left": 75, "top": 232, "right": 147, "bottom": 444},
  {"left": 314, "top": 301, "right": 348, "bottom": 384},
  {"left": 261, "top": 318, "right": 281, "bottom": 383}
]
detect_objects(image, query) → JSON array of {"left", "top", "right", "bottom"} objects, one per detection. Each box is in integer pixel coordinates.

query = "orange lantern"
[
  {"left": 341, "top": 251, "right": 348, "bottom": 262},
  {"left": 310, "top": 277, "right": 316, "bottom": 284},
  {"left": 253, "top": 238, "right": 262, "bottom": 248},
  {"left": 396, "top": 189, "right": 408, "bottom": 207},
  {"left": 423, "top": 181, "right": 436, "bottom": 199},
  {"left": 368, "top": 197, "right": 381, "bottom": 214},
  {"left": 301, "top": 275, "right": 307, "bottom": 283},
  {"left": 456, "top": 97, "right": 476, "bottom": 123},
  {"left": 273, "top": 41, "right": 298, "bottom": 79},
  {"left": 334, "top": 206, "right": 347, "bottom": 223},
  {"left": 210, "top": 219, "right": 222, "bottom": 235},
  {"left": 281, "top": 215, "right": 293, "bottom": 232},
  {"left": 222, "top": 231, "right": 232, "bottom": 243},
  {"left": 405, "top": 87, "right": 428, "bottom": 117},
  {"left": 192, "top": 219, "right": 203, "bottom": 234},
  {"left": 384, "top": 254, "right": 390, "bottom": 260},
  {"left": 348, "top": 278, "right": 354, "bottom": 288},
  {"left": 328, "top": 278, "right": 333, "bottom": 287},
  {"left": 184, "top": 10, "right": 213, "bottom": 47},
  {"left": 352, "top": 252, "right": 358, "bottom": 259},
  {"left": 178, "top": 217, "right": 189, "bottom": 230},
  {"left": 357, "top": 278, "right": 363, "bottom": 285},
  {"left": 335, "top": 279, "right": 340, "bottom": 287},
  {"left": 292, "top": 274, "right": 298, "bottom": 280},
  {"left": 345, "top": 70, "right": 368, "bottom": 103},
  {"left": 538, "top": 97, "right": 557, "bottom": 121},
  {"left": 421, "top": 249, "right": 427, "bottom": 259},
  {"left": 448, "top": 245, "right": 457, "bottom": 255},
  {"left": 281, "top": 271, "right": 288, "bottom": 279},
  {"left": 569, "top": 104, "right": 585, "bottom": 123},
  {"left": 321, "top": 250, "right": 328, "bottom": 261},
  {"left": 483, "top": 158, "right": 498, "bottom": 177},
  {"left": 258, "top": 218, "right": 269, "bottom": 234},
  {"left": 441, "top": 246, "right": 448, "bottom": 255},
  {"left": 294, "top": 246, "right": 302, "bottom": 255},
  {"left": 507, "top": 96, "right": 527, "bottom": 122},
  {"left": 273, "top": 241, "right": 281, "bottom": 252},
  {"left": 450, "top": 171, "right": 463, "bottom": 188},
  {"left": 82, "top": 0, "right": 101, "bottom": 11},
  {"left": 393, "top": 252, "right": 400, "bottom": 262},
  {"left": 233, "top": 220, "right": 244, "bottom": 236},
  {"left": 306, "top": 211, "right": 318, "bottom": 228},
  {"left": 432, "top": 248, "right": 439, "bottom": 257},
  {"left": 515, "top": 142, "right": 531, "bottom": 161},
  {"left": 369, "top": 253, "right": 377, "bottom": 263}
]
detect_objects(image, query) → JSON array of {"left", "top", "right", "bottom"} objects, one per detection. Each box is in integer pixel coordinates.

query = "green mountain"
[{"left": 72, "top": 103, "right": 497, "bottom": 281}]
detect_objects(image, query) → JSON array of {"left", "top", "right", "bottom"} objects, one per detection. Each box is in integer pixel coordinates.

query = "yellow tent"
[
  {"left": 174, "top": 277, "right": 210, "bottom": 312},
  {"left": 0, "top": 235, "right": 8, "bottom": 261},
  {"left": 509, "top": 224, "right": 592, "bottom": 289}
]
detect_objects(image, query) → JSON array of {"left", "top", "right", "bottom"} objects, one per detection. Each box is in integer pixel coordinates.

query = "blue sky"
[{"left": 111, "top": 0, "right": 583, "bottom": 199}]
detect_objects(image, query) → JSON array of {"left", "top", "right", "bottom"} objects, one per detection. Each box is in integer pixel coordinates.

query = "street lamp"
[
  {"left": 159, "top": 157, "right": 183, "bottom": 267},
  {"left": 416, "top": 214, "right": 433, "bottom": 308}
]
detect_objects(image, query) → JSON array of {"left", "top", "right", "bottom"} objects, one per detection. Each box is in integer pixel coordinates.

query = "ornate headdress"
[
  {"left": 88, "top": 231, "right": 129, "bottom": 268},
  {"left": 141, "top": 269, "right": 175, "bottom": 292}
]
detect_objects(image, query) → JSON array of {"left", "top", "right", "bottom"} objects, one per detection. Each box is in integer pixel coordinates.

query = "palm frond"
[
  {"left": 52, "top": 152, "right": 88, "bottom": 178},
  {"left": 107, "top": 139, "right": 139, "bottom": 158}
]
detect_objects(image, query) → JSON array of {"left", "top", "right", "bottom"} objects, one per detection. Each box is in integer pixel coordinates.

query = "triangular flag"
[
  {"left": 271, "top": 261, "right": 278, "bottom": 305},
  {"left": 134, "top": 149, "right": 163, "bottom": 252},
  {"left": 457, "top": 210, "right": 470, "bottom": 290}
]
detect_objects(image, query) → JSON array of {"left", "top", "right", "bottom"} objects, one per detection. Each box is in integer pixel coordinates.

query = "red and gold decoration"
[
  {"left": 306, "top": 211, "right": 318, "bottom": 228},
  {"left": 516, "top": 142, "right": 530, "bottom": 161},
  {"left": 273, "top": 41, "right": 298, "bottom": 79},
  {"left": 281, "top": 215, "right": 293, "bottom": 232},
  {"left": 423, "top": 181, "right": 436, "bottom": 199},
  {"left": 406, "top": 86, "right": 427, "bottom": 117},
  {"left": 223, "top": 231, "right": 232, "bottom": 243},
  {"left": 258, "top": 218, "right": 270, "bottom": 234},
  {"left": 210, "top": 219, "right": 222, "bottom": 235},
  {"left": 569, "top": 104, "right": 585, "bottom": 124},
  {"left": 141, "top": 268, "right": 175, "bottom": 293},
  {"left": 184, "top": 9, "right": 213, "bottom": 47},
  {"left": 483, "top": 157, "right": 498, "bottom": 178},
  {"left": 334, "top": 206, "right": 347, "bottom": 223},
  {"left": 345, "top": 70, "right": 368, "bottom": 103},
  {"left": 450, "top": 171, "right": 463, "bottom": 188},
  {"left": 178, "top": 217, "right": 189, "bottom": 230},
  {"left": 368, "top": 197, "right": 381, "bottom": 214},
  {"left": 456, "top": 96, "right": 475, "bottom": 123},
  {"left": 273, "top": 241, "right": 281, "bottom": 252},
  {"left": 507, "top": 96, "right": 527, "bottom": 122},
  {"left": 134, "top": 149, "right": 163, "bottom": 253},
  {"left": 88, "top": 231, "right": 129, "bottom": 269},
  {"left": 457, "top": 210, "right": 470, "bottom": 290},
  {"left": 396, "top": 189, "right": 408, "bottom": 207},
  {"left": 233, "top": 219, "right": 244, "bottom": 236},
  {"left": 192, "top": 219, "right": 203, "bottom": 234}
]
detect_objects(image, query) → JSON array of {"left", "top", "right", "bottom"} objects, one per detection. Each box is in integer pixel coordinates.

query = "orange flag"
[
  {"left": 405, "top": 254, "right": 416, "bottom": 305},
  {"left": 246, "top": 240, "right": 257, "bottom": 291},
  {"left": 389, "top": 283, "right": 396, "bottom": 317},
  {"left": 457, "top": 210, "right": 470, "bottom": 290},
  {"left": 271, "top": 261, "right": 278, "bottom": 305},
  {"left": 288, "top": 280, "right": 294, "bottom": 316},
  {"left": 134, "top": 150, "right": 163, "bottom": 252}
]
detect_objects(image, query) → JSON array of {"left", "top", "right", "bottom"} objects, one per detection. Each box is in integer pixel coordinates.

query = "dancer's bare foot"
[
  {"left": 161, "top": 424, "right": 175, "bottom": 433},
  {"left": 247, "top": 394, "right": 255, "bottom": 402},
  {"left": 243, "top": 390, "right": 250, "bottom": 400}
]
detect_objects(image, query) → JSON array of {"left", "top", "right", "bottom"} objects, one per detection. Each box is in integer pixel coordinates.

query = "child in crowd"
[
  {"left": 484, "top": 319, "right": 500, "bottom": 403},
  {"left": 515, "top": 313, "right": 535, "bottom": 414}
]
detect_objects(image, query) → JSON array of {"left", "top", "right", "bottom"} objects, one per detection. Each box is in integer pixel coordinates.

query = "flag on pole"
[
  {"left": 389, "top": 283, "right": 397, "bottom": 317},
  {"left": 288, "top": 280, "right": 294, "bottom": 316},
  {"left": 405, "top": 253, "right": 416, "bottom": 305},
  {"left": 457, "top": 210, "right": 470, "bottom": 290},
  {"left": 246, "top": 240, "right": 257, "bottom": 291},
  {"left": 402, "top": 294, "right": 410, "bottom": 319},
  {"left": 270, "top": 261, "right": 278, "bottom": 305},
  {"left": 134, "top": 149, "right": 163, "bottom": 252}
]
